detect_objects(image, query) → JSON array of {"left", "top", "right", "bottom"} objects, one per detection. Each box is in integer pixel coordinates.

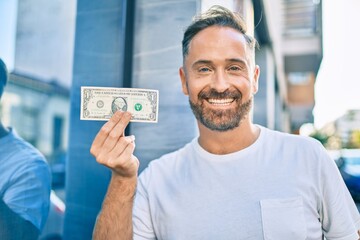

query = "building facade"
[{"left": 1, "top": 72, "right": 70, "bottom": 161}]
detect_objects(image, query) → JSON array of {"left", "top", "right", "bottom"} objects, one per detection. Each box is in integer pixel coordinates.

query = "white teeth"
[{"left": 207, "top": 98, "right": 234, "bottom": 105}]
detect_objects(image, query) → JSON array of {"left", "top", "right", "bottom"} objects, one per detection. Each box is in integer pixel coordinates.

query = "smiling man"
[{"left": 91, "top": 6, "right": 360, "bottom": 240}]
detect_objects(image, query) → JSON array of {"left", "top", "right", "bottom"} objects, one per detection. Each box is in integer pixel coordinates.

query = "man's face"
[{"left": 179, "top": 26, "right": 260, "bottom": 132}]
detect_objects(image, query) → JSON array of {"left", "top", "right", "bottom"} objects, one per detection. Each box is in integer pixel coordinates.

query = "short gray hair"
[{"left": 182, "top": 5, "right": 258, "bottom": 60}]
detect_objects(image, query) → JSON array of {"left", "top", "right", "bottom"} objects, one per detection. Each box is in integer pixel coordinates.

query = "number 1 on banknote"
[{"left": 80, "top": 86, "right": 159, "bottom": 123}]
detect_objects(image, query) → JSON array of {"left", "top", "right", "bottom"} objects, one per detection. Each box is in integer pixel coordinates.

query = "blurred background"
[{"left": 0, "top": 0, "right": 359, "bottom": 239}]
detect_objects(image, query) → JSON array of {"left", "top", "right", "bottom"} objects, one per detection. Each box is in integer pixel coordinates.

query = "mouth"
[{"left": 206, "top": 98, "right": 236, "bottom": 106}]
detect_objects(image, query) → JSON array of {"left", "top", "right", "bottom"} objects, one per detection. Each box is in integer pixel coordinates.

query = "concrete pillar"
[
  {"left": 130, "top": 0, "right": 198, "bottom": 172},
  {"left": 254, "top": 46, "right": 276, "bottom": 129},
  {"left": 63, "top": 0, "right": 131, "bottom": 238}
]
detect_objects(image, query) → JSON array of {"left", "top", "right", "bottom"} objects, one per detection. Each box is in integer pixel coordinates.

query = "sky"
[
  {"left": 0, "top": 1, "right": 17, "bottom": 69},
  {"left": 313, "top": 0, "right": 360, "bottom": 128}
]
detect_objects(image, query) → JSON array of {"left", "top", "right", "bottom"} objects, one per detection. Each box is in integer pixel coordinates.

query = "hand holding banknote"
[
  {"left": 90, "top": 111, "right": 139, "bottom": 179},
  {"left": 86, "top": 86, "right": 158, "bottom": 178}
]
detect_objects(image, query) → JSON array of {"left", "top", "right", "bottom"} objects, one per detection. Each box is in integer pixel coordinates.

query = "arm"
[
  {"left": 319, "top": 146, "right": 360, "bottom": 239},
  {"left": 93, "top": 175, "right": 137, "bottom": 239},
  {"left": 91, "top": 111, "right": 139, "bottom": 240},
  {"left": 0, "top": 199, "right": 39, "bottom": 240}
]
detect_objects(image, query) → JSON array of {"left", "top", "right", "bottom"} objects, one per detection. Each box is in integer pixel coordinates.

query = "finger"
[
  {"left": 113, "top": 111, "right": 132, "bottom": 138},
  {"left": 95, "top": 136, "right": 134, "bottom": 166},
  {"left": 117, "top": 141, "right": 136, "bottom": 166},
  {"left": 90, "top": 111, "right": 124, "bottom": 156},
  {"left": 120, "top": 143, "right": 139, "bottom": 176},
  {"left": 101, "top": 112, "right": 132, "bottom": 152},
  {"left": 107, "top": 141, "right": 137, "bottom": 173},
  {"left": 109, "top": 135, "right": 135, "bottom": 159}
]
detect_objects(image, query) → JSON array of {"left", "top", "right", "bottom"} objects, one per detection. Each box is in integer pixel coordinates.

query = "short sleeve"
[
  {"left": 3, "top": 158, "right": 51, "bottom": 231},
  {"left": 133, "top": 168, "right": 156, "bottom": 240},
  {"left": 320, "top": 148, "right": 360, "bottom": 240}
]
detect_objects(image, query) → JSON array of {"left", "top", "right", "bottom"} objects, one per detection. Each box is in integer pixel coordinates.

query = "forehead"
[{"left": 187, "top": 26, "right": 249, "bottom": 63}]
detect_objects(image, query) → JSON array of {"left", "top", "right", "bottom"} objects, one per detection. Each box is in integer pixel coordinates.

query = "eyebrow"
[
  {"left": 226, "top": 58, "right": 247, "bottom": 65},
  {"left": 191, "top": 58, "right": 248, "bottom": 68},
  {"left": 191, "top": 60, "right": 213, "bottom": 68}
]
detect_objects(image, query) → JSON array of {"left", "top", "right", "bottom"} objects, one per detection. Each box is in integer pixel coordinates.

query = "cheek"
[
  {"left": 187, "top": 85, "right": 206, "bottom": 103},
  {"left": 235, "top": 80, "right": 252, "bottom": 94},
  {"left": 187, "top": 87, "right": 200, "bottom": 100}
]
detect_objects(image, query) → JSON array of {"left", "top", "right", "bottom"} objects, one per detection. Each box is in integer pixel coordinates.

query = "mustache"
[{"left": 198, "top": 88, "right": 242, "bottom": 100}]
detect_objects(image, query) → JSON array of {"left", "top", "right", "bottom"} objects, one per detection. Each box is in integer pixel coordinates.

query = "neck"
[
  {"left": 0, "top": 122, "right": 9, "bottom": 138},
  {"left": 197, "top": 119, "right": 260, "bottom": 155}
]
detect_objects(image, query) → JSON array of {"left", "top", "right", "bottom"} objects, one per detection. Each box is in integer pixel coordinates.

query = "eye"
[
  {"left": 228, "top": 65, "right": 242, "bottom": 71},
  {"left": 198, "top": 67, "right": 211, "bottom": 73}
]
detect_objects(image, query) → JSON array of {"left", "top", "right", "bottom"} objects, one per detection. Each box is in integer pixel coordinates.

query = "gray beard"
[{"left": 189, "top": 97, "right": 253, "bottom": 132}]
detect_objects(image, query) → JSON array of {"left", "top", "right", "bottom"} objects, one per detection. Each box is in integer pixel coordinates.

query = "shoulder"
[
  {"left": 151, "top": 139, "right": 195, "bottom": 165},
  {"left": 138, "top": 140, "right": 195, "bottom": 183},
  {"left": 259, "top": 126, "right": 330, "bottom": 166},
  {"left": 1, "top": 130, "right": 50, "bottom": 189},
  {"left": 262, "top": 126, "right": 323, "bottom": 150},
  {"left": 3, "top": 130, "right": 48, "bottom": 164}
]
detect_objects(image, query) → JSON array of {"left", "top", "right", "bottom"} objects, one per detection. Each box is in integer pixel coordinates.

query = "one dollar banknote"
[{"left": 80, "top": 86, "right": 159, "bottom": 123}]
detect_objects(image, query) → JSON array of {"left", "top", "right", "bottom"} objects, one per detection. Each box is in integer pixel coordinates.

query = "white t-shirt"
[{"left": 133, "top": 126, "right": 360, "bottom": 240}]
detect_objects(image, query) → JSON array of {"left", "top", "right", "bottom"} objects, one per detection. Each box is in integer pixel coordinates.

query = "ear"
[
  {"left": 252, "top": 65, "right": 260, "bottom": 94},
  {"left": 179, "top": 67, "right": 189, "bottom": 96}
]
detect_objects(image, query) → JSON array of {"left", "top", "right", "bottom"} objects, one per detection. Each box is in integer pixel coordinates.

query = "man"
[
  {"left": 91, "top": 6, "right": 360, "bottom": 239},
  {"left": 0, "top": 58, "right": 51, "bottom": 239}
]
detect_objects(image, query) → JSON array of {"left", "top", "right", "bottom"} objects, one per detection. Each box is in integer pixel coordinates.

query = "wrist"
[
  {"left": 107, "top": 173, "right": 137, "bottom": 201},
  {"left": 111, "top": 171, "right": 137, "bottom": 183}
]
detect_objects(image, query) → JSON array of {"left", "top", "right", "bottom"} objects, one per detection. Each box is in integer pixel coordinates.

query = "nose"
[{"left": 211, "top": 71, "right": 230, "bottom": 92}]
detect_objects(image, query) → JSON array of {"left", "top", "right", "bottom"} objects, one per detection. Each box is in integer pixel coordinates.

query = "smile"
[{"left": 207, "top": 98, "right": 235, "bottom": 105}]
